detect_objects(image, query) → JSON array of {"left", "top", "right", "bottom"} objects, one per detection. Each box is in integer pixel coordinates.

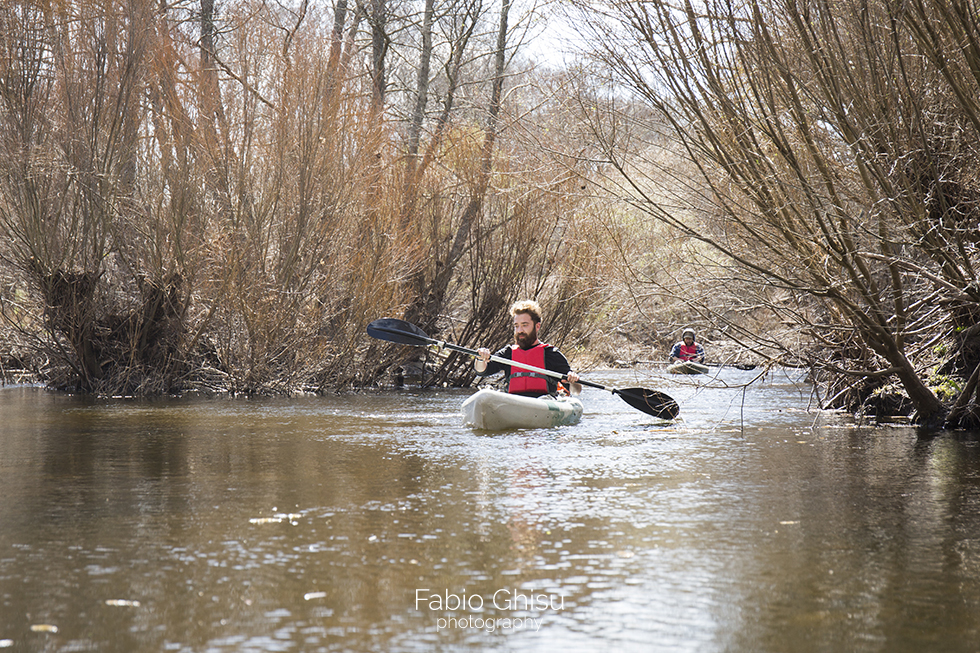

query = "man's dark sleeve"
[{"left": 544, "top": 347, "right": 571, "bottom": 375}]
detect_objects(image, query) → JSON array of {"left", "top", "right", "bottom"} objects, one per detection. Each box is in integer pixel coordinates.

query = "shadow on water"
[{"left": 2, "top": 369, "right": 980, "bottom": 652}]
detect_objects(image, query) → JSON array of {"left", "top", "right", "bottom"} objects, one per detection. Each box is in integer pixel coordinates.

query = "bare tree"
[
  {"left": 398, "top": 0, "right": 510, "bottom": 334},
  {"left": 0, "top": 0, "right": 628, "bottom": 395},
  {"left": 567, "top": 0, "right": 980, "bottom": 425}
]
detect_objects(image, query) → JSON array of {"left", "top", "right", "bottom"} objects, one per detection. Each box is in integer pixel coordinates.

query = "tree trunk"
[
  {"left": 403, "top": 0, "right": 511, "bottom": 334},
  {"left": 369, "top": 0, "right": 388, "bottom": 116}
]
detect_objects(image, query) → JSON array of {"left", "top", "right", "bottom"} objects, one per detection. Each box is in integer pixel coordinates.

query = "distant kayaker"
[
  {"left": 670, "top": 327, "right": 705, "bottom": 364},
  {"left": 474, "top": 300, "right": 580, "bottom": 397}
]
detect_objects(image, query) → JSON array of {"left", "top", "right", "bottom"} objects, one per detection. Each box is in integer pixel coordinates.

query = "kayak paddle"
[{"left": 367, "top": 317, "right": 680, "bottom": 420}]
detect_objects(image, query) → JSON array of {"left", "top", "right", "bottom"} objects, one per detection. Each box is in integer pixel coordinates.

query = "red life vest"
[
  {"left": 508, "top": 343, "right": 550, "bottom": 395},
  {"left": 678, "top": 342, "right": 700, "bottom": 361}
]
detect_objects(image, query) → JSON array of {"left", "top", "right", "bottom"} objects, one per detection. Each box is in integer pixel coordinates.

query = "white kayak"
[
  {"left": 461, "top": 388, "right": 583, "bottom": 430},
  {"left": 668, "top": 361, "right": 709, "bottom": 375}
]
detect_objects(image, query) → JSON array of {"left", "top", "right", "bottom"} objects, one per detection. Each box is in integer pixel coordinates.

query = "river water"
[{"left": 2, "top": 367, "right": 980, "bottom": 652}]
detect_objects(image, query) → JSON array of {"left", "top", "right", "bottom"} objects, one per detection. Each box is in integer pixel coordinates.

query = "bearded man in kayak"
[
  {"left": 474, "top": 300, "right": 580, "bottom": 397},
  {"left": 669, "top": 327, "right": 705, "bottom": 364}
]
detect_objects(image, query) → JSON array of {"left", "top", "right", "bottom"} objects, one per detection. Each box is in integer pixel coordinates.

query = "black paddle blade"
[
  {"left": 366, "top": 318, "right": 435, "bottom": 347},
  {"left": 616, "top": 387, "right": 679, "bottom": 420}
]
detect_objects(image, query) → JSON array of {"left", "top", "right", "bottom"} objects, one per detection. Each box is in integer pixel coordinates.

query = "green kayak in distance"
[{"left": 667, "top": 361, "right": 709, "bottom": 375}]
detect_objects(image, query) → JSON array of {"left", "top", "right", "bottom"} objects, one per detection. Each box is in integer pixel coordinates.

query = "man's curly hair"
[{"left": 510, "top": 300, "right": 542, "bottom": 324}]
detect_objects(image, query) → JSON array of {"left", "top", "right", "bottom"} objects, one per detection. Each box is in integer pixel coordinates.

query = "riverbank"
[{"left": 4, "top": 329, "right": 978, "bottom": 431}]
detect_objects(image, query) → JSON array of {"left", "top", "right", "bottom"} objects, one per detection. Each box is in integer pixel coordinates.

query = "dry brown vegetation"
[
  {"left": 0, "top": 0, "right": 632, "bottom": 396},
  {"left": 1, "top": 0, "right": 978, "bottom": 431},
  {"left": 567, "top": 0, "right": 980, "bottom": 428}
]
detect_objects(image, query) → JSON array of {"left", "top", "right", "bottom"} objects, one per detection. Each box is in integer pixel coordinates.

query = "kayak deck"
[
  {"left": 461, "top": 388, "right": 583, "bottom": 430},
  {"left": 668, "top": 361, "right": 709, "bottom": 375}
]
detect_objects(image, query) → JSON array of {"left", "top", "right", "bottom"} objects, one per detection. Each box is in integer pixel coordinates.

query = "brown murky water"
[{"left": 2, "top": 368, "right": 980, "bottom": 652}]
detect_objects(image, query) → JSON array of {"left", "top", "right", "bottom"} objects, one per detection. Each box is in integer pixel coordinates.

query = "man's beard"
[{"left": 515, "top": 331, "right": 536, "bottom": 349}]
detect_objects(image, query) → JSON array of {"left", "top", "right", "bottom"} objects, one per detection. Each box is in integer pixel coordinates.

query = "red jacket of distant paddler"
[{"left": 672, "top": 341, "right": 704, "bottom": 362}]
